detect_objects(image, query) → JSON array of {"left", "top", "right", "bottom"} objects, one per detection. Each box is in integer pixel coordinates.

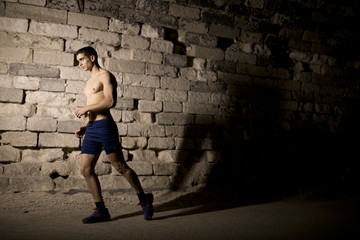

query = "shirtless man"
[{"left": 74, "top": 46, "right": 154, "bottom": 223}]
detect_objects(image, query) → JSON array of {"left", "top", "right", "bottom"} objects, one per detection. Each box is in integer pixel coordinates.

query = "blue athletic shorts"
[{"left": 81, "top": 118, "right": 121, "bottom": 155}]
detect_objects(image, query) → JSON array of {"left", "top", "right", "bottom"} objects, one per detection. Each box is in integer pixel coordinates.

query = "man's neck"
[{"left": 90, "top": 64, "right": 101, "bottom": 75}]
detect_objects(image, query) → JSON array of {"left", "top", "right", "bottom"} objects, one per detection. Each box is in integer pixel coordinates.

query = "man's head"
[{"left": 76, "top": 46, "right": 99, "bottom": 71}]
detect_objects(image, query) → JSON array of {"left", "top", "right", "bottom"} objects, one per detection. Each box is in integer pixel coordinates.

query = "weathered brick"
[
  {"left": 0, "top": 74, "right": 12, "bottom": 88},
  {"left": 183, "top": 102, "right": 219, "bottom": 115},
  {"left": 0, "top": 103, "right": 34, "bottom": 117},
  {"left": 155, "top": 89, "right": 187, "bottom": 102},
  {"left": 1, "top": 131, "right": 38, "bottom": 147},
  {"left": 110, "top": 109, "right": 122, "bottom": 122},
  {"left": 22, "top": 149, "right": 63, "bottom": 163},
  {"left": 141, "top": 24, "right": 164, "bottom": 39},
  {"left": 239, "top": 31, "right": 263, "bottom": 43},
  {"left": 123, "top": 73, "right": 160, "bottom": 88},
  {"left": 19, "top": 0, "right": 46, "bottom": 6},
  {"left": 185, "top": 32, "right": 217, "bottom": 48},
  {"left": 145, "top": 63, "right": 177, "bottom": 77},
  {"left": 13, "top": 76, "right": 40, "bottom": 90},
  {"left": 150, "top": 39, "right": 173, "bottom": 53},
  {"left": 9, "top": 63, "right": 60, "bottom": 78},
  {"left": 143, "top": 124, "right": 165, "bottom": 137},
  {"left": 121, "top": 110, "right": 136, "bottom": 123},
  {"left": 121, "top": 137, "right": 147, "bottom": 149},
  {"left": 6, "top": 2, "right": 67, "bottom": 24},
  {"left": 0, "top": 17, "right": 28, "bottom": 33},
  {"left": 121, "top": 35, "right": 150, "bottom": 50},
  {"left": 65, "top": 80, "right": 86, "bottom": 94},
  {"left": 127, "top": 162, "right": 153, "bottom": 176},
  {"left": 57, "top": 120, "right": 82, "bottom": 133},
  {"left": 179, "top": 68, "right": 197, "bottom": 81},
  {"left": 114, "top": 98, "right": 135, "bottom": 110},
  {"left": 65, "top": 39, "right": 90, "bottom": 53},
  {"left": 153, "top": 162, "right": 178, "bottom": 176},
  {"left": 163, "top": 54, "right": 187, "bottom": 68},
  {"left": 158, "top": 150, "right": 188, "bottom": 162},
  {"left": 79, "top": 27, "right": 121, "bottom": 46},
  {"left": 9, "top": 176, "right": 54, "bottom": 192},
  {"left": 225, "top": 49, "right": 257, "bottom": 64},
  {"left": 0, "top": 47, "right": 32, "bottom": 62},
  {"left": 33, "top": 50, "right": 74, "bottom": 66},
  {"left": 0, "top": 177, "right": 10, "bottom": 191},
  {"left": 148, "top": 137, "right": 175, "bottom": 150},
  {"left": 156, "top": 113, "right": 194, "bottom": 125},
  {"left": 0, "top": 87, "right": 23, "bottom": 103},
  {"left": 175, "top": 137, "right": 195, "bottom": 149},
  {"left": 289, "top": 51, "right": 312, "bottom": 62},
  {"left": 60, "top": 67, "right": 89, "bottom": 80},
  {"left": 179, "top": 19, "right": 208, "bottom": 34},
  {"left": 39, "top": 133, "right": 80, "bottom": 148},
  {"left": 209, "top": 24, "right": 240, "bottom": 39},
  {"left": 0, "top": 31, "right": 64, "bottom": 51},
  {"left": 27, "top": 117, "right": 57, "bottom": 132},
  {"left": 131, "top": 49, "right": 163, "bottom": 64},
  {"left": 123, "top": 86, "right": 154, "bottom": 100},
  {"left": 169, "top": 4, "right": 200, "bottom": 20},
  {"left": 109, "top": 19, "right": 140, "bottom": 35},
  {"left": 40, "top": 78, "right": 65, "bottom": 92},
  {"left": 160, "top": 77, "right": 190, "bottom": 90},
  {"left": 139, "top": 175, "right": 172, "bottom": 190},
  {"left": 29, "top": 21, "right": 77, "bottom": 38},
  {"left": 0, "top": 63, "right": 7, "bottom": 75},
  {"left": 104, "top": 58, "right": 145, "bottom": 74},
  {"left": 108, "top": 48, "right": 131, "bottom": 60},
  {"left": 0, "top": 117, "right": 26, "bottom": 131},
  {"left": 124, "top": 149, "right": 157, "bottom": 164},
  {"left": 0, "top": 146, "right": 20, "bottom": 163},
  {"left": 41, "top": 161, "right": 71, "bottom": 177},
  {"left": 138, "top": 100, "right": 162, "bottom": 113},
  {"left": 197, "top": 70, "right": 217, "bottom": 82},
  {"left": 26, "top": 91, "right": 76, "bottom": 106},
  {"left": 148, "top": 11, "right": 177, "bottom": 27},
  {"left": 163, "top": 101, "right": 182, "bottom": 113},
  {"left": 187, "top": 45, "right": 224, "bottom": 60},
  {"left": 68, "top": 12, "right": 108, "bottom": 30}
]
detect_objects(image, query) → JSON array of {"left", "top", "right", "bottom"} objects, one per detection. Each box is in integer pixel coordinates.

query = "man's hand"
[
  {"left": 75, "top": 126, "right": 86, "bottom": 138},
  {"left": 75, "top": 107, "right": 88, "bottom": 118}
]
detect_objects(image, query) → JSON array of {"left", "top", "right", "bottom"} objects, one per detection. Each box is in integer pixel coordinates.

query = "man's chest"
[{"left": 84, "top": 78, "right": 103, "bottom": 96}]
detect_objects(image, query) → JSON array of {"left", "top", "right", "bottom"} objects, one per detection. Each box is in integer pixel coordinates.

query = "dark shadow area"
[
  {"left": 110, "top": 190, "right": 280, "bottom": 222},
  {"left": 109, "top": 72, "right": 118, "bottom": 108},
  {"left": 169, "top": 77, "right": 359, "bottom": 215}
]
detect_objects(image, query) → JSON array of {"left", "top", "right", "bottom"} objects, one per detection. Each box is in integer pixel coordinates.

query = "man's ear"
[{"left": 90, "top": 55, "right": 96, "bottom": 62}]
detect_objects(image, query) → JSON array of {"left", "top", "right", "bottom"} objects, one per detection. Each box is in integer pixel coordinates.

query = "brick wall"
[{"left": 0, "top": 0, "right": 359, "bottom": 195}]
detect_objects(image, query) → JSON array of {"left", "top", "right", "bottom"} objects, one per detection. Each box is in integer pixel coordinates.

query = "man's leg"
[
  {"left": 107, "top": 150, "right": 143, "bottom": 193},
  {"left": 80, "top": 154, "right": 103, "bottom": 202},
  {"left": 80, "top": 153, "right": 111, "bottom": 223},
  {"left": 107, "top": 150, "right": 154, "bottom": 220}
]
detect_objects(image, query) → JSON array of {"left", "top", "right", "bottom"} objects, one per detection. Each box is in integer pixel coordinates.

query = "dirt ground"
[{"left": 0, "top": 190, "right": 359, "bottom": 240}]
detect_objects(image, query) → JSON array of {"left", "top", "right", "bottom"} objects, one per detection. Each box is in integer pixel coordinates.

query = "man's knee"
[
  {"left": 80, "top": 166, "right": 94, "bottom": 178},
  {"left": 114, "top": 163, "right": 131, "bottom": 175}
]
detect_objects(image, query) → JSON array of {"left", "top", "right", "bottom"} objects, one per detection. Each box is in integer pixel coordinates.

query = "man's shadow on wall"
[
  {"left": 146, "top": 84, "right": 287, "bottom": 220},
  {"left": 148, "top": 80, "right": 359, "bottom": 220}
]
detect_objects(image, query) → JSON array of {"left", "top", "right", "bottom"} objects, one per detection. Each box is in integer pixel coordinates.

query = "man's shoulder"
[{"left": 99, "top": 69, "right": 111, "bottom": 80}]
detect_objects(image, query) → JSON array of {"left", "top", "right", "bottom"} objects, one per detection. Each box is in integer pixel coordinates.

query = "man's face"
[{"left": 76, "top": 53, "right": 94, "bottom": 71}]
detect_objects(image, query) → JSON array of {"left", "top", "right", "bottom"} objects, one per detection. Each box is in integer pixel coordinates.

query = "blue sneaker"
[
  {"left": 138, "top": 193, "right": 154, "bottom": 220},
  {"left": 82, "top": 208, "right": 111, "bottom": 224}
]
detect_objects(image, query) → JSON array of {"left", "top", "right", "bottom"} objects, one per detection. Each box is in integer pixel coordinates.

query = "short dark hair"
[{"left": 76, "top": 46, "right": 98, "bottom": 63}]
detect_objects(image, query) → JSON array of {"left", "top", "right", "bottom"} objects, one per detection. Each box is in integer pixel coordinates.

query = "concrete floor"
[{"left": 0, "top": 191, "right": 358, "bottom": 240}]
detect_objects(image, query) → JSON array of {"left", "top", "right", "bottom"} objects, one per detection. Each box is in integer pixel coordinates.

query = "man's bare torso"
[{"left": 84, "top": 69, "right": 111, "bottom": 121}]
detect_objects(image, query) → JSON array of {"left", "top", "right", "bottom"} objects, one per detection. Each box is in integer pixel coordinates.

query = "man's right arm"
[{"left": 75, "top": 118, "right": 89, "bottom": 138}]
